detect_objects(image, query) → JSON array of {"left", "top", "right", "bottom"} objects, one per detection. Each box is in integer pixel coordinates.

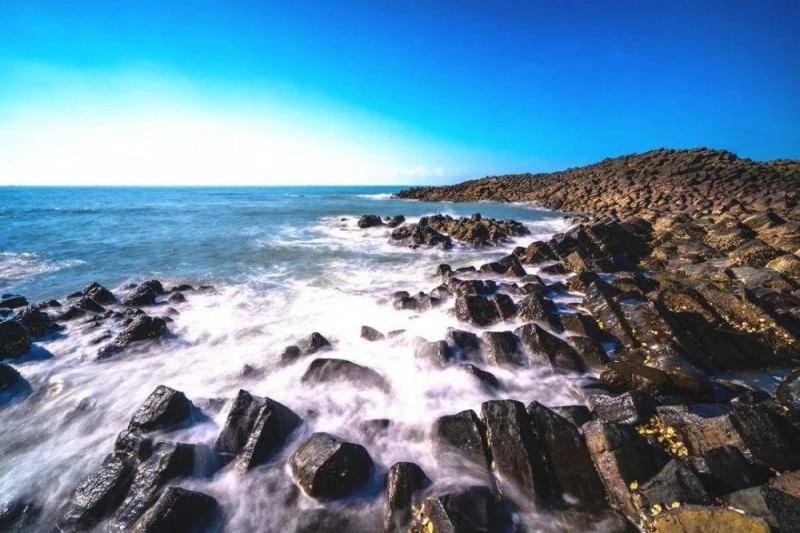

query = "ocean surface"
[{"left": 0, "top": 186, "right": 593, "bottom": 531}]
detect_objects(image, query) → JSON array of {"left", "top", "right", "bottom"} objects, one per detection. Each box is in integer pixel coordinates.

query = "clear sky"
[{"left": 1, "top": 1, "right": 798, "bottom": 185}]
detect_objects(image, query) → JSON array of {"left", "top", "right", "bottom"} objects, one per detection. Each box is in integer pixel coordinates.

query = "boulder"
[
  {"left": 454, "top": 295, "right": 499, "bottom": 326},
  {"left": 492, "top": 293, "right": 516, "bottom": 320},
  {"left": 113, "top": 316, "right": 168, "bottom": 347},
  {"left": 552, "top": 405, "right": 593, "bottom": 428},
  {"left": 0, "top": 294, "right": 28, "bottom": 309},
  {"left": 384, "top": 215, "right": 406, "bottom": 228},
  {"left": 0, "top": 363, "right": 23, "bottom": 393},
  {"left": 0, "top": 321, "right": 30, "bottom": 360},
  {"left": 132, "top": 487, "right": 220, "bottom": 533},
  {"left": 558, "top": 313, "right": 610, "bottom": 343},
  {"left": 83, "top": 282, "right": 116, "bottom": 305},
  {"left": 166, "top": 292, "right": 186, "bottom": 303},
  {"left": 446, "top": 329, "right": 481, "bottom": 359},
  {"left": 637, "top": 458, "right": 711, "bottom": 508},
  {"left": 569, "top": 335, "right": 610, "bottom": 369},
  {"left": 723, "top": 486, "right": 800, "bottom": 532},
  {"left": 527, "top": 401, "right": 608, "bottom": 511},
  {"left": 599, "top": 360, "right": 674, "bottom": 396},
  {"left": 7, "top": 306, "right": 61, "bottom": 337},
  {"left": 360, "top": 325, "right": 385, "bottom": 342},
  {"left": 770, "top": 469, "right": 800, "bottom": 498},
  {"left": 301, "top": 332, "right": 331, "bottom": 354},
  {"left": 390, "top": 224, "right": 452, "bottom": 249},
  {"left": 480, "top": 331, "right": 524, "bottom": 366},
  {"left": 414, "top": 485, "right": 512, "bottom": 533},
  {"left": 289, "top": 432, "right": 374, "bottom": 499},
  {"left": 730, "top": 239, "right": 782, "bottom": 268},
  {"left": 516, "top": 323, "right": 585, "bottom": 372},
  {"left": 110, "top": 441, "right": 197, "bottom": 529},
  {"left": 481, "top": 399, "right": 553, "bottom": 503},
  {"left": 516, "top": 293, "right": 554, "bottom": 322},
  {"left": 767, "top": 254, "right": 800, "bottom": 283},
  {"left": 650, "top": 505, "right": 770, "bottom": 532},
  {"left": 236, "top": 396, "right": 300, "bottom": 472},
  {"left": 301, "top": 358, "right": 389, "bottom": 391},
  {"left": 691, "top": 446, "right": 766, "bottom": 496},
  {"left": 414, "top": 340, "right": 454, "bottom": 367},
  {"left": 57, "top": 453, "right": 137, "bottom": 531},
  {"left": 777, "top": 367, "right": 800, "bottom": 411},
  {"left": 123, "top": 285, "right": 158, "bottom": 307},
  {"left": 0, "top": 500, "right": 39, "bottom": 532},
  {"left": 114, "top": 430, "right": 153, "bottom": 462},
  {"left": 589, "top": 392, "right": 655, "bottom": 425},
  {"left": 383, "top": 462, "right": 431, "bottom": 532},
  {"left": 431, "top": 409, "right": 490, "bottom": 471},
  {"left": 129, "top": 385, "right": 193, "bottom": 432},
  {"left": 458, "top": 363, "right": 501, "bottom": 390},
  {"left": 358, "top": 214, "right": 384, "bottom": 228},
  {"left": 295, "top": 509, "right": 365, "bottom": 532}
]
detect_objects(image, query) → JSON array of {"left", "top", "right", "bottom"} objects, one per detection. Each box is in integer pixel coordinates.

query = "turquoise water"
[
  {"left": 1, "top": 186, "right": 561, "bottom": 300},
  {"left": 1, "top": 186, "right": 584, "bottom": 531}
]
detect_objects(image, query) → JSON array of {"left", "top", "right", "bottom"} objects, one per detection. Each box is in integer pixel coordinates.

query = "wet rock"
[
  {"left": 301, "top": 358, "right": 389, "bottom": 391},
  {"left": 458, "top": 363, "right": 501, "bottom": 390},
  {"left": 301, "top": 332, "right": 331, "bottom": 354},
  {"left": 0, "top": 294, "right": 28, "bottom": 309},
  {"left": 114, "top": 430, "right": 154, "bottom": 461},
  {"left": 777, "top": 367, "right": 800, "bottom": 411},
  {"left": 730, "top": 239, "right": 782, "bottom": 268},
  {"left": 454, "top": 295, "right": 499, "bottom": 326},
  {"left": 57, "top": 453, "right": 136, "bottom": 531},
  {"left": 589, "top": 392, "right": 656, "bottom": 425},
  {"left": 523, "top": 241, "right": 557, "bottom": 263},
  {"left": 516, "top": 292, "right": 554, "bottom": 322},
  {"left": 113, "top": 315, "right": 168, "bottom": 347},
  {"left": 491, "top": 293, "right": 516, "bottom": 320},
  {"left": 129, "top": 385, "right": 193, "bottom": 433},
  {"left": 383, "top": 462, "right": 431, "bottom": 532},
  {"left": 516, "top": 323, "right": 585, "bottom": 372},
  {"left": 6, "top": 306, "right": 61, "bottom": 337},
  {"left": 558, "top": 312, "right": 610, "bottom": 343},
  {"left": 384, "top": 215, "right": 406, "bottom": 228},
  {"left": 637, "top": 458, "right": 711, "bottom": 509},
  {"left": 83, "top": 282, "right": 116, "bottom": 305},
  {"left": 583, "top": 421, "right": 666, "bottom": 516},
  {"left": 359, "top": 418, "right": 391, "bottom": 441},
  {"left": 527, "top": 401, "right": 608, "bottom": 511},
  {"left": 691, "top": 446, "right": 766, "bottom": 496},
  {"left": 133, "top": 486, "right": 221, "bottom": 533},
  {"left": 214, "top": 390, "right": 300, "bottom": 471},
  {"left": 390, "top": 224, "right": 452, "bottom": 249},
  {"left": 123, "top": 285, "right": 158, "bottom": 307},
  {"left": 289, "top": 432, "right": 374, "bottom": 499},
  {"left": 414, "top": 339, "right": 453, "bottom": 367},
  {"left": 166, "top": 291, "right": 186, "bottom": 303},
  {"left": 414, "top": 486, "right": 512, "bottom": 533},
  {"left": 583, "top": 280, "right": 637, "bottom": 346},
  {"left": 431, "top": 409, "right": 490, "bottom": 470},
  {"left": 650, "top": 505, "right": 770, "bottom": 532},
  {"left": 295, "top": 508, "right": 363, "bottom": 532},
  {"left": 481, "top": 399, "right": 553, "bottom": 503},
  {"left": 569, "top": 335, "right": 611, "bottom": 369},
  {"left": 723, "top": 486, "right": 800, "bottom": 532},
  {"left": 358, "top": 214, "right": 384, "bottom": 228},
  {"left": 279, "top": 345, "right": 302, "bottom": 364},
  {"left": 0, "top": 500, "right": 39, "bottom": 532},
  {"left": 767, "top": 254, "right": 800, "bottom": 283},
  {"left": 480, "top": 330, "right": 524, "bottom": 366},
  {"left": 446, "top": 329, "right": 481, "bottom": 359},
  {"left": 0, "top": 362, "right": 24, "bottom": 396},
  {"left": 110, "top": 441, "right": 197, "bottom": 528},
  {"left": 600, "top": 360, "right": 674, "bottom": 396},
  {"left": 0, "top": 321, "right": 30, "bottom": 360},
  {"left": 552, "top": 405, "right": 593, "bottom": 428},
  {"left": 360, "top": 325, "right": 385, "bottom": 341}
]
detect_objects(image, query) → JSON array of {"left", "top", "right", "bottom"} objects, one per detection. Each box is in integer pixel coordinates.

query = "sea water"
[{"left": 1, "top": 186, "right": 590, "bottom": 530}]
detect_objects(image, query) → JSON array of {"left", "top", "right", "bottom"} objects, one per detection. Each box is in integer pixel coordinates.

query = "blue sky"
[{"left": 1, "top": 1, "right": 798, "bottom": 185}]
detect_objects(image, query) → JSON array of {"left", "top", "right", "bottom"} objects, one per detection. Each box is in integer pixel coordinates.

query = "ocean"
[{"left": 0, "top": 186, "right": 588, "bottom": 530}]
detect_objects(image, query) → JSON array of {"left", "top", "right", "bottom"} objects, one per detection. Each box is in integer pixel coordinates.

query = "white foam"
[{"left": 0, "top": 251, "right": 85, "bottom": 283}]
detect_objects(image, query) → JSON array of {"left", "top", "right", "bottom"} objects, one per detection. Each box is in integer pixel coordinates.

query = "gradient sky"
[{"left": 1, "top": 1, "right": 798, "bottom": 185}]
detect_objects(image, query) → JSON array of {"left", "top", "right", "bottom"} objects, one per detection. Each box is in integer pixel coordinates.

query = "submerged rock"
[
  {"left": 0, "top": 500, "right": 40, "bottom": 532},
  {"left": 83, "top": 282, "right": 116, "bottom": 305},
  {"left": 0, "top": 363, "right": 23, "bottom": 393},
  {"left": 360, "top": 325, "right": 385, "bottom": 341},
  {"left": 723, "top": 486, "right": 800, "bottom": 532},
  {"left": 133, "top": 486, "right": 221, "bottom": 533},
  {"left": 432, "top": 409, "right": 491, "bottom": 471},
  {"left": 6, "top": 306, "right": 61, "bottom": 337},
  {"left": 383, "top": 462, "right": 431, "bottom": 532},
  {"left": 123, "top": 285, "right": 158, "bottom": 307},
  {"left": 0, "top": 321, "right": 30, "bottom": 360},
  {"left": 414, "top": 339, "right": 454, "bottom": 367},
  {"left": 454, "top": 295, "right": 499, "bottom": 326},
  {"left": 0, "top": 294, "right": 28, "bottom": 309},
  {"left": 114, "top": 315, "right": 168, "bottom": 347},
  {"left": 357, "top": 214, "right": 384, "bottom": 228},
  {"left": 289, "top": 432, "right": 374, "bottom": 500},
  {"left": 301, "top": 358, "right": 389, "bottom": 391}
]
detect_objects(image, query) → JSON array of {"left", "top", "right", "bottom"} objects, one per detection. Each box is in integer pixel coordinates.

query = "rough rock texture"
[
  {"left": 129, "top": 385, "right": 193, "bottom": 432},
  {"left": 289, "top": 432, "right": 374, "bottom": 500}
]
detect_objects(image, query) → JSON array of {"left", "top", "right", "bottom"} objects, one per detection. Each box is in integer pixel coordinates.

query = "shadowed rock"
[
  {"left": 129, "top": 385, "right": 193, "bottom": 432},
  {"left": 289, "top": 432, "right": 374, "bottom": 500},
  {"left": 114, "top": 316, "right": 168, "bottom": 347},
  {"left": 133, "top": 486, "right": 221, "bottom": 533},
  {"left": 383, "top": 462, "right": 431, "bottom": 532},
  {"left": 414, "top": 485, "right": 512, "bottom": 533},
  {"left": 431, "top": 409, "right": 491, "bottom": 471},
  {"left": 301, "top": 358, "right": 389, "bottom": 391},
  {"left": 0, "top": 321, "right": 30, "bottom": 360},
  {"left": 358, "top": 214, "right": 383, "bottom": 228},
  {"left": 480, "top": 330, "right": 524, "bottom": 366},
  {"left": 6, "top": 306, "right": 61, "bottom": 337},
  {"left": 455, "top": 295, "right": 499, "bottom": 326}
]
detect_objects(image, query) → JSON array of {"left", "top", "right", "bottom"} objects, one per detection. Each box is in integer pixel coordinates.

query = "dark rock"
[
  {"left": 0, "top": 500, "right": 39, "bottom": 532},
  {"left": 558, "top": 313, "right": 610, "bottom": 343},
  {"left": 166, "top": 292, "right": 186, "bottom": 303},
  {"left": 515, "top": 323, "right": 585, "bottom": 372},
  {"left": 214, "top": 390, "right": 300, "bottom": 471},
  {"left": 589, "top": 392, "right": 655, "bottom": 425},
  {"left": 637, "top": 458, "right": 711, "bottom": 508},
  {"left": 431, "top": 409, "right": 490, "bottom": 470},
  {"left": 730, "top": 239, "right": 782, "bottom": 268},
  {"left": 454, "top": 295, "right": 498, "bottom": 326},
  {"left": 113, "top": 316, "right": 168, "bottom": 347},
  {"left": 279, "top": 345, "right": 302, "bottom": 364},
  {"left": 110, "top": 441, "right": 197, "bottom": 528},
  {"left": 599, "top": 360, "right": 673, "bottom": 396},
  {"left": 129, "top": 385, "right": 193, "bottom": 432},
  {"left": 458, "top": 363, "right": 501, "bottom": 390},
  {"left": 123, "top": 285, "right": 158, "bottom": 307},
  {"left": 481, "top": 399, "right": 553, "bottom": 503},
  {"left": 527, "top": 401, "right": 608, "bottom": 511},
  {"left": 480, "top": 330, "right": 524, "bottom": 366},
  {"left": 114, "top": 430, "right": 153, "bottom": 461},
  {"left": 301, "top": 358, "right": 389, "bottom": 391},
  {"left": 358, "top": 214, "right": 384, "bottom": 228},
  {"left": 777, "top": 367, "right": 800, "bottom": 411},
  {"left": 133, "top": 487, "right": 221, "bottom": 533},
  {"left": 57, "top": 453, "right": 136, "bottom": 531},
  {"left": 523, "top": 241, "right": 557, "bottom": 263},
  {"left": 691, "top": 446, "right": 767, "bottom": 496},
  {"left": 390, "top": 224, "right": 452, "bottom": 249},
  {"left": 383, "top": 462, "right": 431, "bottom": 532},
  {"left": 516, "top": 293, "right": 554, "bottom": 322},
  {"left": 301, "top": 332, "right": 331, "bottom": 354},
  {"left": 73, "top": 296, "right": 104, "bottom": 314},
  {"left": 569, "top": 335, "right": 610, "bottom": 369},
  {"left": 0, "top": 294, "right": 28, "bottom": 309},
  {"left": 582, "top": 280, "right": 637, "bottom": 346},
  {"left": 360, "top": 325, "right": 385, "bottom": 342},
  {"left": 83, "top": 282, "right": 116, "bottom": 304},
  {"left": 446, "top": 329, "right": 481, "bottom": 359},
  {"left": 491, "top": 293, "right": 516, "bottom": 320},
  {"left": 385, "top": 215, "right": 406, "bottom": 228},
  {"left": 414, "top": 486, "right": 512, "bottom": 533},
  {"left": 415, "top": 339, "right": 454, "bottom": 366},
  {"left": 0, "top": 363, "right": 22, "bottom": 393},
  {"left": 723, "top": 486, "right": 800, "bottom": 532},
  {"left": 552, "top": 405, "right": 593, "bottom": 427},
  {"left": 0, "top": 321, "right": 31, "bottom": 360},
  {"left": 7, "top": 306, "right": 61, "bottom": 337},
  {"left": 289, "top": 432, "right": 374, "bottom": 499}
]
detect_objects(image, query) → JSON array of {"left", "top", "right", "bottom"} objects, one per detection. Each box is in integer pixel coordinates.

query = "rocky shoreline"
[{"left": 3, "top": 157, "right": 800, "bottom": 532}]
